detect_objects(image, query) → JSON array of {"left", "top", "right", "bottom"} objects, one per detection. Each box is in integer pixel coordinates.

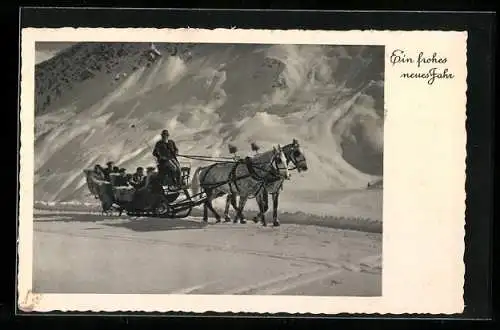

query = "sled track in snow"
[
  {"left": 33, "top": 210, "right": 382, "bottom": 296},
  {"left": 36, "top": 226, "right": 341, "bottom": 269}
]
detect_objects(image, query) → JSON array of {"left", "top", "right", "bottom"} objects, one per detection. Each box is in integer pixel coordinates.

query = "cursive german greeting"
[{"left": 389, "top": 49, "right": 455, "bottom": 85}]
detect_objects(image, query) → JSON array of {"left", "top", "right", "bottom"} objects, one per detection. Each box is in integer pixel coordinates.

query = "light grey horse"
[
  {"left": 223, "top": 138, "right": 309, "bottom": 226},
  {"left": 190, "top": 145, "right": 290, "bottom": 225},
  {"left": 253, "top": 139, "right": 308, "bottom": 226}
]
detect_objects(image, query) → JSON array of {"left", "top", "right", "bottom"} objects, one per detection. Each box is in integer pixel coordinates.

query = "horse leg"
[
  {"left": 257, "top": 195, "right": 267, "bottom": 226},
  {"left": 272, "top": 192, "right": 280, "bottom": 227},
  {"left": 202, "top": 188, "right": 221, "bottom": 223},
  {"left": 206, "top": 198, "right": 221, "bottom": 223},
  {"left": 253, "top": 190, "right": 269, "bottom": 223},
  {"left": 223, "top": 194, "right": 232, "bottom": 222},
  {"left": 252, "top": 193, "right": 262, "bottom": 223},
  {"left": 229, "top": 194, "right": 240, "bottom": 219},
  {"left": 203, "top": 190, "right": 210, "bottom": 223},
  {"left": 234, "top": 195, "right": 248, "bottom": 224},
  {"left": 203, "top": 201, "right": 208, "bottom": 223}
]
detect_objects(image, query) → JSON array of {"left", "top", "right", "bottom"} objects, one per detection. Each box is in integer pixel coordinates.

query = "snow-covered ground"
[
  {"left": 34, "top": 186, "right": 382, "bottom": 233},
  {"left": 33, "top": 209, "right": 382, "bottom": 295}
]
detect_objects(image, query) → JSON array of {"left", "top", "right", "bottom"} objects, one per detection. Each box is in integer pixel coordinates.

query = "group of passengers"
[
  {"left": 92, "top": 161, "right": 157, "bottom": 190},
  {"left": 92, "top": 129, "right": 182, "bottom": 191}
]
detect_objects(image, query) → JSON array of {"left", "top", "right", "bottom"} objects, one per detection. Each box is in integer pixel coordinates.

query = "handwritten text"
[{"left": 389, "top": 49, "right": 454, "bottom": 85}]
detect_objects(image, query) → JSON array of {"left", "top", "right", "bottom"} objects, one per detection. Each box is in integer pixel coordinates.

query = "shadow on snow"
[
  {"left": 104, "top": 218, "right": 207, "bottom": 232},
  {"left": 33, "top": 212, "right": 208, "bottom": 232}
]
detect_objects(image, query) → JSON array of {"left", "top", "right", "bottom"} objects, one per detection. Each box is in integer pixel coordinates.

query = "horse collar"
[{"left": 244, "top": 156, "right": 281, "bottom": 183}]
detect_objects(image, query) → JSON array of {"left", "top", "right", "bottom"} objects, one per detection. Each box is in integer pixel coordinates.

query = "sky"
[{"left": 35, "top": 42, "right": 77, "bottom": 64}]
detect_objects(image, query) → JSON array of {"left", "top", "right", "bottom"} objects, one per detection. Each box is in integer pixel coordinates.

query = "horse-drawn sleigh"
[
  {"left": 84, "top": 162, "right": 204, "bottom": 218},
  {"left": 83, "top": 139, "right": 308, "bottom": 227}
]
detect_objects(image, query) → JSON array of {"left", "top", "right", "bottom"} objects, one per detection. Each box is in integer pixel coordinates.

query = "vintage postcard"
[{"left": 18, "top": 28, "right": 466, "bottom": 314}]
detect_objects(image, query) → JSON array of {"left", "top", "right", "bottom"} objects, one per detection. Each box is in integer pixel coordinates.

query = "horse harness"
[
  {"left": 200, "top": 155, "right": 284, "bottom": 198},
  {"left": 228, "top": 156, "right": 283, "bottom": 197}
]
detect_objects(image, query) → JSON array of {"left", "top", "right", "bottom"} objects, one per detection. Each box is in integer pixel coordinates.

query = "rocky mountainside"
[{"left": 34, "top": 42, "right": 384, "bottom": 202}]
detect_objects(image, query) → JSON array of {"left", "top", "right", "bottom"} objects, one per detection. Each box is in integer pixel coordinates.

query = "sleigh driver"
[{"left": 152, "top": 129, "right": 182, "bottom": 188}]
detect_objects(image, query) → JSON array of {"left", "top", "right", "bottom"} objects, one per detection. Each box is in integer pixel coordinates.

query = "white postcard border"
[{"left": 19, "top": 28, "right": 467, "bottom": 314}]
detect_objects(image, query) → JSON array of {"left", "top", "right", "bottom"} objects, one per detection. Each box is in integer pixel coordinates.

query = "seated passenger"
[
  {"left": 103, "top": 161, "right": 114, "bottom": 181},
  {"left": 115, "top": 168, "right": 129, "bottom": 186},
  {"left": 109, "top": 173, "right": 120, "bottom": 186},
  {"left": 144, "top": 167, "right": 156, "bottom": 186},
  {"left": 130, "top": 167, "right": 145, "bottom": 188},
  {"left": 93, "top": 164, "right": 106, "bottom": 180}
]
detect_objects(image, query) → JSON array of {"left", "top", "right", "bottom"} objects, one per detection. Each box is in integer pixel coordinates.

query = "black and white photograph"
[
  {"left": 16, "top": 24, "right": 470, "bottom": 315},
  {"left": 32, "top": 40, "right": 384, "bottom": 296}
]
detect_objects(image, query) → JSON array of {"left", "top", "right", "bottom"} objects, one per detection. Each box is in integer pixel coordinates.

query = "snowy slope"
[{"left": 34, "top": 42, "right": 384, "bottom": 202}]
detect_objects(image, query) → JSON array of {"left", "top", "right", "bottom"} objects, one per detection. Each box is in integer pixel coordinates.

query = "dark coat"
[
  {"left": 130, "top": 173, "right": 145, "bottom": 188},
  {"left": 153, "top": 139, "right": 178, "bottom": 162},
  {"left": 102, "top": 167, "right": 113, "bottom": 181},
  {"left": 114, "top": 174, "right": 129, "bottom": 186}
]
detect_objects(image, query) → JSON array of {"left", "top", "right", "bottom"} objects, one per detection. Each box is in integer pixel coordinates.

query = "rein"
[
  {"left": 199, "top": 150, "right": 287, "bottom": 197},
  {"left": 177, "top": 154, "right": 234, "bottom": 163},
  {"left": 178, "top": 153, "right": 276, "bottom": 166}
]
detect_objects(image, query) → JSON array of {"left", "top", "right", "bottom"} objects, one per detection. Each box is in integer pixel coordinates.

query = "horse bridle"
[
  {"left": 247, "top": 148, "right": 288, "bottom": 183},
  {"left": 284, "top": 144, "right": 304, "bottom": 171}
]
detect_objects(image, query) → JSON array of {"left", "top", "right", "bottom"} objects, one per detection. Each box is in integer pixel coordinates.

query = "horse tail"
[{"left": 190, "top": 166, "right": 203, "bottom": 195}]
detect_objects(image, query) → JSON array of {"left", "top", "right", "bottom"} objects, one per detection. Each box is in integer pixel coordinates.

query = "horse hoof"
[
  {"left": 262, "top": 222, "right": 267, "bottom": 227},
  {"left": 224, "top": 217, "right": 231, "bottom": 223},
  {"left": 240, "top": 219, "right": 247, "bottom": 224},
  {"left": 273, "top": 222, "right": 280, "bottom": 227},
  {"left": 215, "top": 219, "right": 221, "bottom": 223},
  {"left": 252, "top": 217, "right": 259, "bottom": 223}
]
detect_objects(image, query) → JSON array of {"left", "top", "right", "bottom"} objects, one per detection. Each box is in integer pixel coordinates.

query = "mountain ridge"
[{"left": 34, "top": 42, "right": 384, "bottom": 202}]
